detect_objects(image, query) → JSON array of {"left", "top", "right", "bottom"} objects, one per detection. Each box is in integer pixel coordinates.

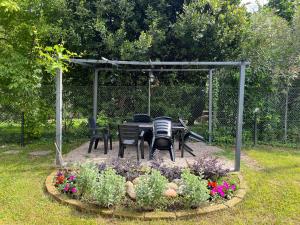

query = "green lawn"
[{"left": 0, "top": 142, "right": 299, "bottom": 225}]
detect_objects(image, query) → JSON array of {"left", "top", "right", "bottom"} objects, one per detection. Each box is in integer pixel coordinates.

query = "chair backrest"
[
  {"left": 133, "top": 114, "right": 151, "bottom": 123},
  {"left": 154, "top": 116, "right": 172, "bottom": 121},
  {"left": 153, "top": 119, "right": 172, "bottom": 138},
  {"left": 118, "top": 125, "right": 140, "bottom": 142}
]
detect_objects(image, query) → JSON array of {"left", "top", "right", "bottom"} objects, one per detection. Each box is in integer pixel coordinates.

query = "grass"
[{"left": 0, "top": 142, "right": 299, "bottom": 225}]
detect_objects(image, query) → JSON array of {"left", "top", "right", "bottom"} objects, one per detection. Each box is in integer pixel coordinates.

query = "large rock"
[
  {"left": 132, "top": 177, "right": 140, "bottom": 185},
  {"left": 166, "top": 182, "right": 178, "bottom": 191},
  {"left": 126, "top": 181, "right": 136, "bottom": 200},
  {"left": 163, "top": 188, "right": 177, "bottom": 198},
  {"left": 172, "top": 179, "right": 182, "bottom": 185}
]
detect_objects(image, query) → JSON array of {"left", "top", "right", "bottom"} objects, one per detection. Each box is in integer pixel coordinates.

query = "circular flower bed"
[{"left": 46, "top": 155, "right": 247, "bottom": 219}]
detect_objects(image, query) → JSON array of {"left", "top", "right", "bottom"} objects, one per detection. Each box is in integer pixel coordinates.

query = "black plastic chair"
[
  {"left": 133, "top": 113, "right": 153, "bottom": 147},
  {"left": 150, "top": 118, "right": 175, "bottom": 161},
  {"left": 87, "top": 117, "right": 112, "bottom": 154},
  {"left": 178, "top": 118, "right": 205, "bottom": 157},
  {"left": 154, "top": 116, "right": 172, "bottom": 121},
  {"left": 118, "top": 124, "right": 145, "bottom": 161}
]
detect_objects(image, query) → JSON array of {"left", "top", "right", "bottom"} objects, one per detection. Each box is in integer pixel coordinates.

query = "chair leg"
[
  {"left": 149, "top": 137, "right": 155, "bottom": 160},
  {"left": 109, "top": 135, "right": 112, "bottom": 150},
  {"left": 103, "top": 134, "right": 108, "bottom": 154},
  {"left": 140, "top": 139, "right": 144, "bottom": 159},
  {"left": 88, "top": 137, "right": 95, "bottom": 153},
  {"left": 118, "top": 143, "right": 123, "bottom": 157},
  {"left": 169, "top": 145, "right": 175, "bottom": 162},
  {"left": 136, "top": 145, "right": 140, "bottom": 161},
  {"left": 94, "top": 138, "right": 100, "bottom": 149},
  {"left": 121, "top": 145, "right": 125, "bottom": 158}
]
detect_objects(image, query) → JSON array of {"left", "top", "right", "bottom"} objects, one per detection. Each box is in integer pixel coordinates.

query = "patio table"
[{"left": 123, "top": 122, "right": 186, "bottom": 132}]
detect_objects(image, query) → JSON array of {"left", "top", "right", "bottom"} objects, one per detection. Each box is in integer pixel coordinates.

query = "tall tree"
[{"left": 267, "top": 0, "right": 299, "bottom": 22}]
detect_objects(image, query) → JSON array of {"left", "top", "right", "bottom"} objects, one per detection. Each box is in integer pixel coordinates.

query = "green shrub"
[
  {"left": 76, "top": 162, "right": 98, "bottom": 198},
  {"left": 135, "top": 169, "right": 168, "bottom": 209},
  {"left": 181, "top": 169, "right": 210, "bottom": 208},
  {"left": 91, "top": 168, "right": 126, "bottom": 207}
]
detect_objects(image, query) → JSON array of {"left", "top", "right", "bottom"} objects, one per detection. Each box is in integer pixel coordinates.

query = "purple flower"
[
  {"left": 56, "top": 171, "right": 63, "bottom": 176},
  {"left": 71, "top": 187, "right": 77, "bottom": 193},
  {"left": 231, "top": 184, "right": 236, "bottom": 191},
  {"left": 68, "top": 175, "right": 76, "bottom": 181},
  {"left": 64, "top": 183, "right": 70, "bottom": 192}
]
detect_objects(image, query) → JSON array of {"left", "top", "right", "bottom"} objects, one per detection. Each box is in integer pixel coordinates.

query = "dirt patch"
[
  {"left": 2, "top": 150, "right": 20, "bottom": 155},
  {"left": 241, "top": 151, "right": 264, "bottom": 171},
  {"left": 29, "top": 150, "right": 51, "bottom": 156}
]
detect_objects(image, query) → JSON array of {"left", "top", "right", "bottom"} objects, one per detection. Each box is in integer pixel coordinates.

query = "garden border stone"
[{"left": 45, "top": 171, "right": 247, "bottom": 220}]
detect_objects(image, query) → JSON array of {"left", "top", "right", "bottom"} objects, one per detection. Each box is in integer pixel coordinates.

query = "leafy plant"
[
  {"left": 109, "top": 158, "right": 144, "bottom": 181},
  {"left": 150, "top": 157, "right": 182, "bottom": 181},
  {"left": 91, "top": 168, "right": 125, "bottom": 207},
  {"left": 36, "top": 43, "right": 79, "bottom": 75},
  {"left": 135, "top": 169, "right": 168, "bottom": 209},
  {"left": 189, "top": 154, "right": 229, "bottom": 180},
  {"left": 180, "top": 169, "right": 210, "bottom": 208},
  {"left": 76, "top": 162, "right": 98, "bottom": 197}
]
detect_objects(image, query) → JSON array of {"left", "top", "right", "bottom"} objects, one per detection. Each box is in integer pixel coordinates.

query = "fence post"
[
  {"left": 56, "top": 67, "right": 63, "bottom": 166},
  {"left": 93, "top": 69, "right": 98, "bottom": 122},
  {"left": 284, "top": 87, "right": 289, "bottom": 142},
  {"left": 21, "top": 111, "right": 25, "bottom": 147},
  {"left": 253, "top": 108, "right": 259, "bottom": 146},
  {"left": 208, "top": 69, "right": 213, "bottom": 144},
  {"left": 235, "top": 61, "right": 246, "bottom": 172}
]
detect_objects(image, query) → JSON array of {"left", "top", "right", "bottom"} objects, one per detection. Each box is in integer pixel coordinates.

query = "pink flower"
[
  {"left": 71, "top": 187, "right": 77, "bottom": 193},
  {"left": 68, "top": 175, "right": 76, "bottom": 181},
  {"left": 223, "top": 181, "right": 230, "bottom": 190},
  {"left": 231, "top": 184, "right": 236, "bottom": 191},
  {"left": 219, "top": 190, "right": 225, "bottom": 197},
  {"left": 64, "top": 183, "right": 70, "bottom": 192}
]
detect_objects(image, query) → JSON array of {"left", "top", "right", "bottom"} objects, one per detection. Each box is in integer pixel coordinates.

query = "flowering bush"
[
  {"left": 55, "top": 170, "right": 78, "bottom": 195},
  {"left": 208, "top": 180, "right": 237, "bottom": 199}
]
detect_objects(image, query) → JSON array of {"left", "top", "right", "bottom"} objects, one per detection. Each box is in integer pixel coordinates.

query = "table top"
[{"left": 124, "top": 122, "right": 185, "bottom": 131}]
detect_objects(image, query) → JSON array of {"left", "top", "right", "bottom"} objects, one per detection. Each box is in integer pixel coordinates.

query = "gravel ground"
[{"left": 64, "top": 140, "right": 234, "bottom": 170}]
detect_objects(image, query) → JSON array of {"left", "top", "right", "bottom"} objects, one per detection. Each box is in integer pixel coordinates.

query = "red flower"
[
  {"left": 208, "top": 181, "right": 217, "bottom": 188},
  {"left": 56, "top": 175, "right": 65, "bottom": 184}
]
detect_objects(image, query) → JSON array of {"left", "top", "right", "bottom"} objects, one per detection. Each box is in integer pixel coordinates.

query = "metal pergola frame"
[{"left": 55, "top": 58, "right": 249, "bottom": 171}]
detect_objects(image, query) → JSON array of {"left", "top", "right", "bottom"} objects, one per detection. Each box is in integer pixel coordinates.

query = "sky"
[{"left": 241, "top": 0, "right": 269, "bottom": 12}]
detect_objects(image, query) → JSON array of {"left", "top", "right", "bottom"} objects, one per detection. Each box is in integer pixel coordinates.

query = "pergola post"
[
  {"left": 148, "top": 73, "right": 151, "bottom": 116},
  {"left": 235, "top": 61, "right": 246, "bottom": 171},
  {"left": 55, "top": 67, "right": 63, "bottom": 166},
  {"left": 208, "top": 69, "right": 213, "bottom": 144},
  {"left": 93, "top": 69, "right": 98, "bottom": 122}
]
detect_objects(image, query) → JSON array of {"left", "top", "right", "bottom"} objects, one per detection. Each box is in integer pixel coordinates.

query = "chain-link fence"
[{"left": 1, "top": 81, "right": 300, "bottom": 147}]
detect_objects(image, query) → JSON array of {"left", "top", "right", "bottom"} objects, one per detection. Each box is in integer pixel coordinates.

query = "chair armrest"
[{"left": 139, "top": 130, "right": 145, "bottom": 138}]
